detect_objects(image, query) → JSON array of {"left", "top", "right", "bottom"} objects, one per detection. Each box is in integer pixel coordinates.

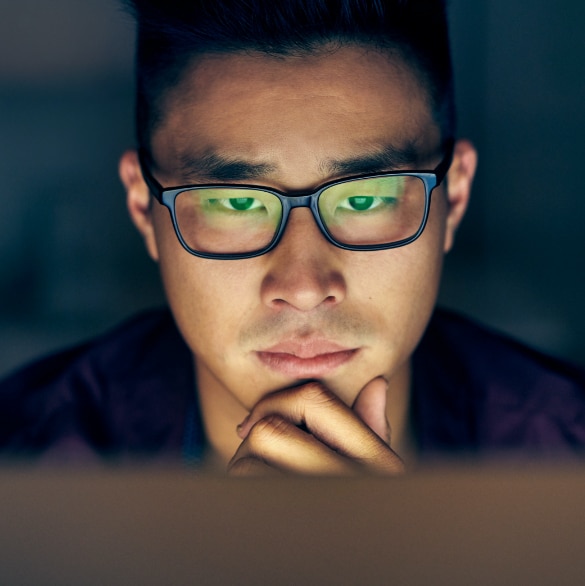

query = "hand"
[{"left": 227, "top": 378, "right": 404, "bottom": 476}]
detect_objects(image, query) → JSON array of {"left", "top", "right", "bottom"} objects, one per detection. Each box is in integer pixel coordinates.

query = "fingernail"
[{"left": 236, "top": 414, "right": 250, "bottom": 438}]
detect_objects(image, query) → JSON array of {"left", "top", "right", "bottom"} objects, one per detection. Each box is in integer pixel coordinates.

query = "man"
[{"left": 1, "top": 0, "right": 584, "bottom": 471}]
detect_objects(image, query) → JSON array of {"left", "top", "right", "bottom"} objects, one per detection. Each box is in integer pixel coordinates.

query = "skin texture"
[{"left": 121, "top": 44, "right": 477, "bottom": 473}]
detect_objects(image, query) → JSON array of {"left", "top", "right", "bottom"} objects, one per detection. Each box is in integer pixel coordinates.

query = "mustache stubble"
[{"left": 238, "top": 308, "right": 378, "bottom": 348}]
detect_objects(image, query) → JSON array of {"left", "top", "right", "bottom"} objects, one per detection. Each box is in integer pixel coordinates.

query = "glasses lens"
[
  {"left": 318, "top": 175, "right": 427, "bottom": 246},
  {"left": 174, "top": 188, "right": 282, "bottom": 254}
]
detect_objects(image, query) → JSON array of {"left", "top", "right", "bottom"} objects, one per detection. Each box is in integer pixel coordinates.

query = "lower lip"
[{"left": 256, "top": 349, "right": 358, "bottom": 378}]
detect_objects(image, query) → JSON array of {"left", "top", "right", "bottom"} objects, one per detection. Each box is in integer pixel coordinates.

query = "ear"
[
  {"left": 443, "top": 139, "right": 477, "bottom": 253},
  {"left": 119, "top": 150, "right": 160, "bottom": 261}
]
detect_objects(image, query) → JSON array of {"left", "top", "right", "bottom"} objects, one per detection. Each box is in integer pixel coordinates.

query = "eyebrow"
[
  {"left": 178, "top": 151, "right": 276, "bottom": 182},
  {"left": 176, "top": 141, "right": 423, "bottom": 184},
  {"left": 321, "top": 143, "right": 421, "bottom": 177}
]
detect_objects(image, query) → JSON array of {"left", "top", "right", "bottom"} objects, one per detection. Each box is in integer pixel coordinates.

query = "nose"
[{"left": 260, "top": 208, "right": 347, "bottom": 312}]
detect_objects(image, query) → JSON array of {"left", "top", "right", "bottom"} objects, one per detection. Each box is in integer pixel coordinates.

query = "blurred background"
[{"left": 0, "top": 0, "right": 583, "bottom": 377}]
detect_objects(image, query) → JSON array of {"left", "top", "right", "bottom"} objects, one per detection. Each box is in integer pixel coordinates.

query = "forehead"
[{"left": 151, "top": 45, "right": 440, "bottom": 183}]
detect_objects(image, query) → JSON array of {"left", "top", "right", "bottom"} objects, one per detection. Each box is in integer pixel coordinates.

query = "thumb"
[{"left": 352, "top": 377, "right": 390, "bottom": 445}]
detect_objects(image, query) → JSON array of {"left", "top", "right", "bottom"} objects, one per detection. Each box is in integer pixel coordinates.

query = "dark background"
[{"left": 0, "top": 0, "right": 583, "bottom": 377}]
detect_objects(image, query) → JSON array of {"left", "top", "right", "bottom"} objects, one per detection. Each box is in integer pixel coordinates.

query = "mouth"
[{"left": 255, "top": 340, "right": 359, "bottom": 378}]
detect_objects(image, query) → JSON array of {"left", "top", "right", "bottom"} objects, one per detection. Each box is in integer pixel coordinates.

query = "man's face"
[{"left": 127, "top": 45, "right": 466, "bottom": 411}]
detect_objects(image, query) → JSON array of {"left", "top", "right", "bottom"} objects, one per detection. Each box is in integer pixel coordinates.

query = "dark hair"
[{"left": 123, "top": 0, "right": 455, "bottom": 152}]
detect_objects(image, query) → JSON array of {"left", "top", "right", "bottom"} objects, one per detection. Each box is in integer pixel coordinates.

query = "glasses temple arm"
[
  {"left": 434, "top": 138, "right": 455, "bottom": 184},
  {"left": 137, "top": 149, "right": 164, "bottom": 202}
]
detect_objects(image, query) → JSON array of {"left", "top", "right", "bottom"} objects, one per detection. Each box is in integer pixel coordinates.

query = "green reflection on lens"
[
  {"left": 229, "top": 197, "right": 256, "bottom": 211},
  {"left": 347, "top": 196, "right": 374, "bottom": 211}
]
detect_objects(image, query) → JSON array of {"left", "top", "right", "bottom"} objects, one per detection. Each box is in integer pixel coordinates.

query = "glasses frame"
[{"left": 138, "top": 141, "right": 454, "bottom": 260}]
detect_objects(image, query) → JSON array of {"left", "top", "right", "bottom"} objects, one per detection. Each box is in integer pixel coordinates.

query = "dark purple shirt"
[{"left": 1, "top": 308, "right": 584, "bottom": 464}]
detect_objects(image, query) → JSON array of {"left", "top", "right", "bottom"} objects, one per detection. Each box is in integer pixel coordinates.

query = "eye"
[
  {"left": 337, "top": 196, "right": 397, "bottom": 212},
  {"left": 208, "top": 197, "right": 265, "bottom": 211}
]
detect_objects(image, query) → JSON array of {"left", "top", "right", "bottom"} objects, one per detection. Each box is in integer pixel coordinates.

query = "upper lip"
[{"left": 258, "top": 339, "right": 354, "bottom": 359}]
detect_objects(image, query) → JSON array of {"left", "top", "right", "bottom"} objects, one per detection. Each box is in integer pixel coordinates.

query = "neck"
[{"left": 196, "top": 367, "right": 248, "bottom": 470}]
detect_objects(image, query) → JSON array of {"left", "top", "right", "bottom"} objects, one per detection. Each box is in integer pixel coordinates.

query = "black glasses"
[{"left": 139, "top": 142, "right": 454, "bottom": 260}]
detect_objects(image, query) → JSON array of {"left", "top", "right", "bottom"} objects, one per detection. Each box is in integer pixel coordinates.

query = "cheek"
[
  {"left": 349, "top": 195, "right": 446, "bottom": 306},
  {"left": 151, "top": 206, "right": 261, "bottom": 354},
  {"left": 352, "top": 194, "right": 447, "bottom": 357},
  {"left": 397, "top": 193, "right": 447, "bottom": 308}
]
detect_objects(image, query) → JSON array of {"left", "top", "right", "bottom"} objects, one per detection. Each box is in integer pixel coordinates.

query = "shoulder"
[
  {"left": 0, "top": 309, "right": 194, "bottom": 460},
  {"left": 414, "top": 308, "right": 585, "bottom": 456},
  {"left": 421, "top": 308, "right": 585, "bottom": 383}
]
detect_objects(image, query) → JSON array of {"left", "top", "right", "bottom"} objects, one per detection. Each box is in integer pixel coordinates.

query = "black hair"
[{"left": 122, "top": 0, "right": 455, "bottom": 152}]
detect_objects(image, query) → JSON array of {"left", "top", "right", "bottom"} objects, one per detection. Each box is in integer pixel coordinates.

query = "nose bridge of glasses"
[
  {"left": 284, "top": 193, "right": 317, "bottom": 209},
  {"left": 280, "top": 192, "right": 326, "bottom": 238},
  {"left": 277, "top": 191, "right": 329, "bottom": 248}
]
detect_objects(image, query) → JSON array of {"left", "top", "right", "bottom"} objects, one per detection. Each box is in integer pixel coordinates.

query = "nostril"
[
  {"left": 269, "top": 298, "right": 288, "bottom": 308},
  {"left": 261, "top": 265, "right": 346, "bottom": 312}
]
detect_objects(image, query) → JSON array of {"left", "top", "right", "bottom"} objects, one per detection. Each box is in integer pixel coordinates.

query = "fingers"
[
  {"left": 229, "top": 414, "right": 356, "bottom": 475},
  {"left": 352, "top": 377, "right": 391, "bottom": 444},
  {"left": 237, "top": 382, "right": 375, "bottom": 459},
  {"left": 233, "top": 381, "right": 404, "bottom": 475},
  {"left": 229, "top": 456, "right": 282, "bottom": 477}
]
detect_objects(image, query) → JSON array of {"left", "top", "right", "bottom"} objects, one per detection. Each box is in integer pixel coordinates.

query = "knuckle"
[
  {"left": 363, "top": 445, "right": 406, "bottom": 475},
  {"left": 228, "top": 457, "right": 263, "bottom": 476},
  {"left": 247, "top": 414, "right": 290, "bottom": 448},
  {"left": 299, "top": 381, "right": 335, "bottom": 405},
  {"left": 380, "top": 456, "right": 406, "bottom": 475}
]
